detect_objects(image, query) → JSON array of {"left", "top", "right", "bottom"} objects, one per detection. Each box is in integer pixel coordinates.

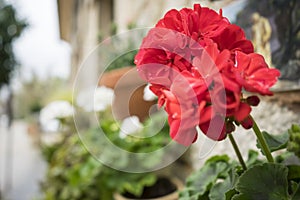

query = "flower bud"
[
  {"left": 226, "top": 121, "right": 236, "bottom": 133},
  {"left": 246, "top": 95, "right": 260, "bottom": 106},
  {"left": 241, "top": 116, "right": 253, "bottom": 129}
]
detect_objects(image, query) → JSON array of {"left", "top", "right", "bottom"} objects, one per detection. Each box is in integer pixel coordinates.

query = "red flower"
[
  {"left": 199, "top": 114, "right": 227, "bottom": 141},
  {"left": 164, "top": 92, "right": 199, "bottom": 146},
  {"left": 135, "top": 4, "right": 280, "bottom": 145},
  {"left": 234, "top": 52, "right": 281, "bottom": 95},
  {"left": 156, "top": 4, "right": 229, "bottom": 40},
  {"left": 135, "top": 28, "right": 194, "bottom": 74},
  {"left": 154, "top": 69, "right": 209, "bottom": 146},
  {"left": 212, "top": 24, "right": 254, "bottom": 58}
]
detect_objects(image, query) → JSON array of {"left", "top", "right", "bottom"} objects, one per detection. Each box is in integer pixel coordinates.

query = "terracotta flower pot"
[
  {"left": 99, "top": 67, "right": 156, "bottom": 121},
  {"left": 113, "top": 177, "right": 183, "bottom": 200}
]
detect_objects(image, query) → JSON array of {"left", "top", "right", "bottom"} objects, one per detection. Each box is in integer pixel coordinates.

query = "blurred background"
[{"left": 0, "top": 0, "right": 299, "bottom": 199}]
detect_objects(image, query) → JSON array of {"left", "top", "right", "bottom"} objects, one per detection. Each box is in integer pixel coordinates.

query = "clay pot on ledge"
[
  {"left": 99, "top": 66, "right": 157, "bottom": 122},
  {"left": 114, "top": 177, "right": 183, "bottom": 200}
]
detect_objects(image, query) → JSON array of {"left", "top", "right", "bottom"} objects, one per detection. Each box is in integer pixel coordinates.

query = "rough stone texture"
[{"left": 191, "top": 99, "right": 300, "bottom": 170}]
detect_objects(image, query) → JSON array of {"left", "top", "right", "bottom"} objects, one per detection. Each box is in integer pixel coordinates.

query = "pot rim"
[{"left": 113, "top": 177, "right": 183, "bottom": 200}]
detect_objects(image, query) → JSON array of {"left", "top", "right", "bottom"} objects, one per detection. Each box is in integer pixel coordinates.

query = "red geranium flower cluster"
[{"left": 135, "top": 4, "right": 280, "bottom": 146}]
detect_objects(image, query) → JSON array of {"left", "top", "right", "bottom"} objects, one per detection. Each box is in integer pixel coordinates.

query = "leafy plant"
[
  {"left": 41, "top": 111, "right": 172, "bottom": 200},
  {"left": 179, "top": 124, "right": 300, "bottom": 200},
  {"left": 132, "top": 3, "right": 300, "bottom": 200},
  {"left": 105, "top": 50, "right": 138, "bottom": 72},
  {"left": 287, "top": 124, "right": 300, "bottom": 158},
  {"left": 14, "top": 75, "right": 69, "bottom": 119},
  {"left": 0, "top": 0, "right": 26, "bottom": 88}
]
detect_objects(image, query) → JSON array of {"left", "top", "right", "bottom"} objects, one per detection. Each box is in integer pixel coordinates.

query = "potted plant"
[
  {"left": 41, "top": 89, "right": 184, "bottom": 199},
  {"left": 41, "top": 116, "right": 184, "bottom": 200},
  {"left": 179, "top": 124, "right": 300, "bottom": 199},
  {"left": 97, "top": 106, "right": 184, "bottom": 199},
  {"left": 134, "top": 3, "right": 300, "bottom": 200}
]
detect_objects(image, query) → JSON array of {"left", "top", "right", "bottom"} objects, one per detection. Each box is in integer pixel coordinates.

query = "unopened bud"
[
  {"left": 241, "top": 116, "right": 253, "bottom": 129},
  {"left": 246, "top": 96, "right": 260, "bottom": 106},
  {"left": 226, "top": 121, "right": 236, "bottom": 133}
]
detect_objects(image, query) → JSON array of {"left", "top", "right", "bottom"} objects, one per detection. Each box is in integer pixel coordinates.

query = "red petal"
[
  {"left": 234, "top": 103, "right": 251, "bottom": 122},
  {"left": 199, "top": 115, "right": 227, "bottom": 141}
]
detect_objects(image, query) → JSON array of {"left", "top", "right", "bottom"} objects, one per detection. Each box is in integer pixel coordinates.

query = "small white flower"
[
  {"left": 143, "top": 84, "right": 157, "bottom": 101},
  {"left": 94, "top": 86, "right": 115, "bottom": 112},
  {"left": 39, "top": 101, "right": 74, "bottom": 132},
  {"left": 119, "top": 116, "right": 143, "bottom": 138},
  {"left": 76, "top": 86, "right": 115, "bottom": 112}
]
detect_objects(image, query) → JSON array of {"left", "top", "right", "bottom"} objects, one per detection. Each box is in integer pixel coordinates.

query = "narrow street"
[{"left": 0, "top": 119, "right": 46, "bottom": 200}]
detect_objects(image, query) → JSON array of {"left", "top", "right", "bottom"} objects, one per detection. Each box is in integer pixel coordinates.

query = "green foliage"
[
  {"left": 105, "top": 50, "right": 137, "bottom": 72},
  {"left": 0, "top": 0, "right": 26, "bottom": 87},
  {"left": 287, "top": 124, "right": 300, "bottom": 158},
  {"left": 245, "top": 150, "right": 263, "bottom": 167},
  {"left": 180, "top": 124, "right": 300, "bottom": 200},
  {"left": 256, "top": 131, "right": 289, "bottom": 155},
  {"left": 291, "top": 183, "right": 300, "bottom": 200},
  {"left": 180, "top": 152, "right": 300, "bottom": 200},
  {"left": 287, "top": 165, "right": 300, "bottom": 181},
  {"left": 42, "top": 134, "right": 107, "bottom": 200},
  {"left": 13, "top": 75, "right": 69, "bottom": 118},
  {"left": 179, "top": 155, "right": 235, "bottom": 200},
  {"left": 41, "top": 112, "right": 171, "bottom": 200},
  {"left": 232, "top": 163, "right": 290, "bottom": 200}
]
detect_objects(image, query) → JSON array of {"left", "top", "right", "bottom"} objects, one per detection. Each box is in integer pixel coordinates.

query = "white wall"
[{"left": 113, "top": 0, "right": 240, "bottom": 32}]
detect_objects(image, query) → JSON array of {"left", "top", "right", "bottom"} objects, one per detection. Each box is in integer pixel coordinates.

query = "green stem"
[
  {"left": 228, "top": 133, "right": 247, "bottom": 170},
  {"left": 250, "top": 115, "right": 274, "bottom": 163}
]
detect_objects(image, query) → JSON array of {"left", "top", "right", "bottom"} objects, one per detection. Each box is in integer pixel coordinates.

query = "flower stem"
[
  {"left": 228, "top": 133, "right": 247, "bottom": 170},
  {"left": 250, "top": 115, "right": 274, "bottom": 163}
]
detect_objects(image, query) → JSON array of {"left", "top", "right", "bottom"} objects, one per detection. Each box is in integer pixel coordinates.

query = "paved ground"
[{"left": 0, "top": 119, "right": 47, "bottom": 200}]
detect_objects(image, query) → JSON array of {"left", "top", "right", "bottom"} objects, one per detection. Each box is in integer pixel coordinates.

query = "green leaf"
[
  {"left": 209, "top": 168, "right": 239, "bottom": 200},
  {"left": 111, "top": 172, "right": 157, "bottom": 197},
  {"left": 205, "top": 155, "right": 230, "bottom": 164},
  {"left": 246, "top": 150, "right": 262, "bottom": 167},
  {"left": 291, "top": 124, "right": 300, "bottom": 132},
  {"left": 256, "top": 131, "right": 289, "bottom": 154},
  {"left": 287, "top": 165, "right": 300, "bottom": 180},
  {"left": 209, "top": 176, "right": 231, "bottom": 200},
  {"left": 287, "top": 124, "right": 300, "bottom": 158},
  {"left": 139, "top": 150, "right": 164, "bottom": 169},
  {"left": 179, "top": 188, "right": 203, "bottom": 200},
  {"left": 226, "top": 189, "right": 238, "bottom": 200},
  {"left": 276, "top": 151, "right": 296, "bottom": 164},
  {"left": 179, "top": 155, "right": 230, "bottom": 199},
  {"left": 232, "top": 163, "right": 290, "bottom": 200},
  {"left": 291, "top": 182, "right": 300, "bottom": 200}
]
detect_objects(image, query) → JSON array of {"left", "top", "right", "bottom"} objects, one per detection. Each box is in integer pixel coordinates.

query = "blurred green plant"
[
  {"left": 288, "top": 124, "right": 300, "bottom": 158},
  {"left": 41, "top": 111, "right": 172, "bottom": 200},
  {"left": 0, "top": 0, "right": 27, "bottom": 88},
  {"left": 13, "top": 75, "right": 70, "bottom": 119},
  {"left": 105, "top": 50, "right": 138, "bottom": 72}
]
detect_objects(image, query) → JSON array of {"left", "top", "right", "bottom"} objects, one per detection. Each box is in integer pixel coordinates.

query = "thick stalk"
[
  {"left": 250, "top": 116, "right": 274, "bottom": 163},
  {"left": 228, "top": 133, "right": 247, "bottom": 170}
]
